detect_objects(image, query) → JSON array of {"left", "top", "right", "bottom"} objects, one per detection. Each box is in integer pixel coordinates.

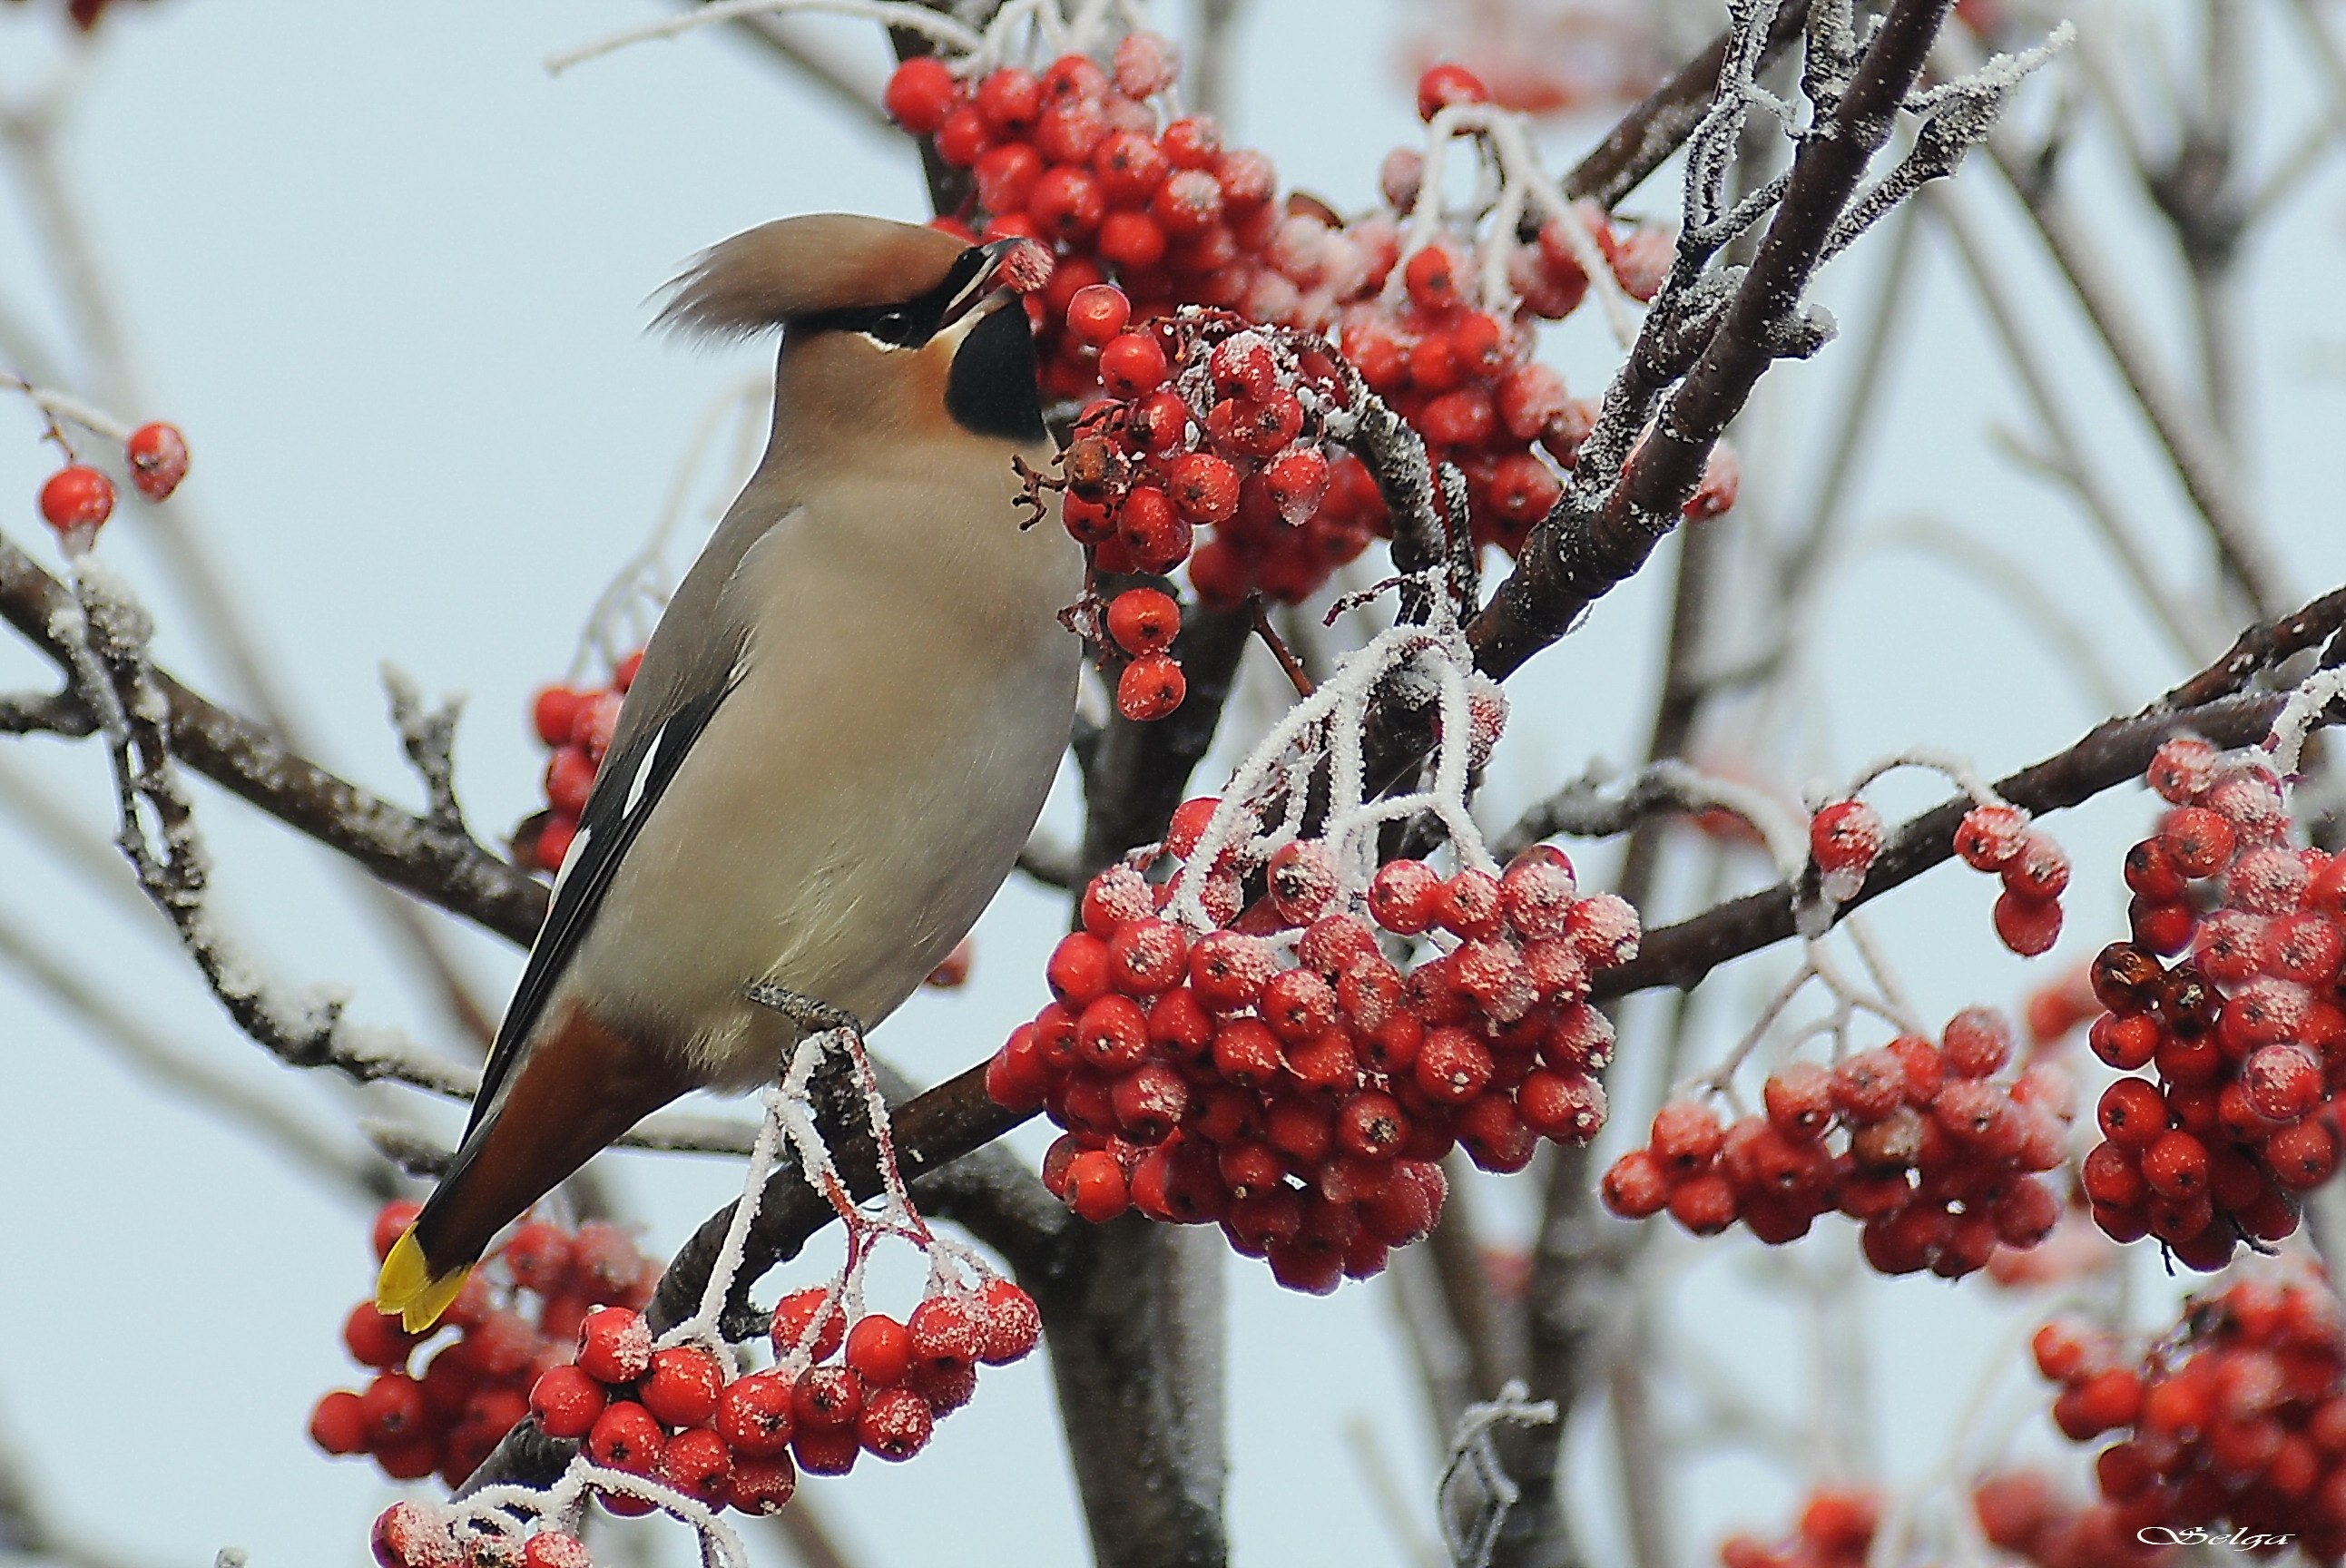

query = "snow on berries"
[
  {"left": 2030, "top": 1271, "right": 2346, "bottom": 1561},
  {"left": 1951, "top": 797, "right": 2070, "bottom": 956},
  {"left": 13, "top": 380, "right": 191, "bottom": 552},
  {"left": 518, "top": 650, "right": 641, "bottom": 873},
  {"left": 351, "top": 1147, "right": 1045, "bottom": 1564},
  {"left": 2076, "top": 737, "right": 2345, "bottom": 1269},
  {"left": 992, "top": 838, "right": 1637, "bottom": 1292},
  {"left": 1602, "top": 1008, "right": 2074, "bottom": 1275}
]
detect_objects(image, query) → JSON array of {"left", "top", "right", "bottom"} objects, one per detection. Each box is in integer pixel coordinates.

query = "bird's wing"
[
  {"left": 462, "top": 679, "right": 735, "bottom": 1142},
  {"left": 462, "top": 499, "right": 804, "bottom": 1142}
]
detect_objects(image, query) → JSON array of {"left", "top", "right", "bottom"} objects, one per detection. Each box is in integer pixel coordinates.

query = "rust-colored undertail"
[{"left": 375, "top": 1004, "right": 692, "bottom": 1330}]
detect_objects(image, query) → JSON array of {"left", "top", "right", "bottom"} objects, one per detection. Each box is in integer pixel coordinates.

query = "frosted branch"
[{"left": 1437, "top": 1382, "right": 1558, "bottom": 1568}]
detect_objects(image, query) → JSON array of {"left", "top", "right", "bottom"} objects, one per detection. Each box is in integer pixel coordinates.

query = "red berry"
[
  {"left": 640, "top": 1345, "right": 723, "bottom": 1428},
  {"left": 975, "top": 1278, "right": 1042, "bottom": 1365},
  {"left": 1600, "top": 1150, "right": 1669, "bottom": 1218},
  {"left": 858, "top": 1384, "right": 936, "bottom": 1460},
  {"left": 845, "top": 1313, "right": 914, "bottom": 1388},
  {"left": 1649, "top": 1101, "right": 1726, "bottom": 1174},
  {"left": 791, "top": 1365, "right": 867, "bottom": 1431},
  {"left": 728, "top": 1453, "right": 799, "bottom": 1515},
  {"left": 529, "top": 1365, "right": 608, "bottom": 1440},
  {"left": 343, "top": 1302, "right": 420, "bottom": 1370},
  {"left": 792, "top": 1422, "right": 862, "bottom": 1476},
  {"left": 500, "top": 1220, "right": 573, "bottom": 1294},
  {"left": 1810, "top": 799, "right": 1882, "bottom": 882},
  {"left": 309, "top": 1389, "right": 369, "bottom": 1455},
  {"left": 585, "top": 1399, "right": 663, "bottom": 1475},
  {"left": 370, "top": 1502, "right": 456, "bottom": 1568},
  {"left": 1402, "top": 243, "right": 1464, "bottom": 312},
  {"left": 1954, "top": 803, "right": 2030, "bottom": 870},
  {"left": 1415, "top": 62, "right": 1491, "bottom": 122},
  {"left": 2243, "top": 1042, "right": 2323, "bottom": 1122},
  {"left": 2163, "top": 806, "right": 2237, "bottom": 877},
  {"left": 1099, "top": 332, "right": 1169, "bottom": 397},
  {"left": 1117, "top": 653, "right": 1187, "bottom": 721},
  {"left": 1065, "top": 282, "right": 1132, "bottom": 346},
  {"left": 883, "top": 56, "right": 960, "bottom": 135},
  {"left": 574, "top": 1306, "right": 651, "bottom": 1385},
  {"left": 908, "top": 1295, "right": 983, "bottom": 1378},
  {"left": 38, "top": 465, "right": 113, "bottom": 534},
  {"left": 658, "top": 1426, "right": 732, "bottom": 1504},
  {"left": 1368, "top": 858, "right": 1443, "bottom": 935},
  {"left": 1993, "top": 890, "right": 2064, "bottom": 956},
  {"left": 1065, "top": 1150, "right": 1130, "bottom": 1221},
  {"left": 123, "top": 421, "right": 190, "bottom": 501},
  {"left": 714, "top": 1369, "right": 796, "bottom": 1457},
  {"left": 770, "top": 1288, "right": 847, "bottom": 1366},
  {"left": 1165, "top": 451, "right": 1241, "bottom": 523}
]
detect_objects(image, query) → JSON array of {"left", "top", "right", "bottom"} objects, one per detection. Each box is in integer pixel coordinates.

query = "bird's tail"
[
  {"left": 372, "top": 1003, "right": 692, "bottom": 1332},
  {"left": 376, "top": 1230, "right": 473, "bottom": 1333}
]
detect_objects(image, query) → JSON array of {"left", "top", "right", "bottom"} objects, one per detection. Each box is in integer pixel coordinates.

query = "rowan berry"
[
  {"left": 585, "top": 1400, "right": 663, "bottom": 1475},
  {"left": 714, "top": 1370, "right": 796, "bottom": 1458},
  {"left": 659, "top": 1426, "right": 732, "bottom": 1505},
  {"left": 528, "top": 1365, "right": 607, "bottom": 1440},
  {"left": 883, "top": 57, "right": 960, "bottom": 135},
  {"left": 124, "top": 422, "right": 190, "bottom": 501},
  {"left": 769, "top": 1289, "right": 847, "bottom": 1366},
  {"left": 727, "top": 1454, "right": 798, "bottom": 1515},
  {"left": 37, "top": 465, "right": 113, "bottom": 534}
]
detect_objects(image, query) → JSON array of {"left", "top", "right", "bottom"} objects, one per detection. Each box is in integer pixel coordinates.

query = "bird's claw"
[{"left": 743, "top": 981, "right": 864, "bottom": 1040}]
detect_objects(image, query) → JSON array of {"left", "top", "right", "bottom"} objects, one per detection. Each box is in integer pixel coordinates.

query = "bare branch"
[
  {"left": 0, "top": 531, "right": 550, "bottom": 946},
  {"left": 1601, "top": 583, "right": 2346, "bottom": 998}
]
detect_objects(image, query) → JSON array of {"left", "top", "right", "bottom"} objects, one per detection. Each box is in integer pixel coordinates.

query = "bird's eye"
[{"left": 872, "top": 309, "right": 911, "bottom": 343}]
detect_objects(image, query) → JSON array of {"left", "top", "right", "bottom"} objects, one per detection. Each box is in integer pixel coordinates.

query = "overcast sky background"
[{"left": 3, "top": 1, "right": 2345, "bottom": 1564}]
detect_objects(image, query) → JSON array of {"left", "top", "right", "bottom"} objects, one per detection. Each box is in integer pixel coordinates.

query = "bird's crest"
[{"left": 654, "top": 213, "right": 968, "bottom": 340}]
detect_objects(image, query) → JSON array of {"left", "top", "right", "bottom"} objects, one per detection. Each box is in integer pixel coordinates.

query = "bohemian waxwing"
[{"left": 377, "top": 214, "right": 1081, "bottom": 1329}]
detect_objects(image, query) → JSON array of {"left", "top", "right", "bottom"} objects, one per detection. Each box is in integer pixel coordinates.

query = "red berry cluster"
[
  {"left": 2031, "top": 1272, "right": 2346, "bottom": 1561},
  {"left": 1054, "top": 293, "right": 1385, "bottom": 719},
  {"left": 1970, "top": 1469, "right": 2174, "bottom": 1568},
  {"left": 369, "top": 1501, "right": 590, "bottom": 1568},
  {"left": 1601, "top": 1010, "right": 2075, "bottom": 1277},
  {"left": 1333, "top": 202, "right": 1724, "bottom": 558},
  {"left": 986, "top": 829, "right": 1639, "bottom": 1292},
  {"left": 519, "top": 651, "right": 642, "bottom": 873},
  {"left": 31, "top": 421, "right": 189, "bottom": 544},
  {"left": 1953, "top": 798, "right": 2071, "bottom": 956},
  {"left": 883, "top": 36, "right": 1306, "bottom": 394},
  {"left": 2077, "top": 737, "right": 2341, "bottom": 1269},
  {"left": 515, "top": 1274, "right": 1037, "bottom": 1522},
  {"left": 1716, "top": 1485, "right": 1883, "bottom": 1568},
  {"left": 310, "top": 1200, "right": 659, "bottom": 1489}
]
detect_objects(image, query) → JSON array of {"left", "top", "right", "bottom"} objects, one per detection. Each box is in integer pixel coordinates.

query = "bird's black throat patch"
[{"left": 946, "top": 303, "right": 1045, "bottom": 443}]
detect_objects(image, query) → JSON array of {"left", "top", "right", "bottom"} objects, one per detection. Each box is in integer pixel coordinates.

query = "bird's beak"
[{"left": 939, "top": 239, "right": 1042, "bottom": 333}]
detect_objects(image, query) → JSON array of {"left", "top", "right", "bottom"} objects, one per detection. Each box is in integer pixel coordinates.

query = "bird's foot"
[{"left": 743, "top": 981, "right": 865, "bottom": 1040}]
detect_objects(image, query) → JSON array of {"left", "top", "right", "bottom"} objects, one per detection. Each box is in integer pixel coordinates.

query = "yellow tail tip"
[{"left": 375, "top": 1229, "right": 471, "bottom": 1333}]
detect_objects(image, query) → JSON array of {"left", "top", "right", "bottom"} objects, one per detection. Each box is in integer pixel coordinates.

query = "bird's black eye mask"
[{"left": 791, "top": 246, "right": 995, "bottom": 349}]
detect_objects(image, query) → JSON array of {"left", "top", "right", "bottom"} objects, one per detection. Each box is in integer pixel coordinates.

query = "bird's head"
[{"left": 656, "top": 213, "right": 1048, "bottom": 448}]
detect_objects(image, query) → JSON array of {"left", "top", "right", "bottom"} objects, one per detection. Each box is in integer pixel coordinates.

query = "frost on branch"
[
  {"left": 1438, "top": 1381, "right": 1558, "bottom": 1568},
  {"left": 55, "top": 557, "right": 480, "bottom": 1101},
  {"left": 343, "top": 1028, "right": 1044, "bottom": 1566},
  {"left": 1474, "top": 0, "right": 2066, "bottom": 677}
]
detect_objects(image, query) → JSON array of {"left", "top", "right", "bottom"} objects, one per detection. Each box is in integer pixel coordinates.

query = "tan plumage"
[{"left": 378, "top": 215, "right": 1080, "bottom": 1329}]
